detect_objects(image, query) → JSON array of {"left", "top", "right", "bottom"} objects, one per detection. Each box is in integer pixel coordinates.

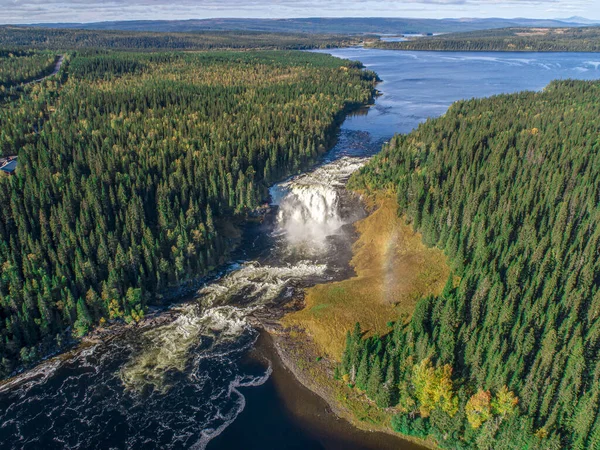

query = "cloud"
[{"left": 0, "top": 0, "right": 597, "bottom": 23}]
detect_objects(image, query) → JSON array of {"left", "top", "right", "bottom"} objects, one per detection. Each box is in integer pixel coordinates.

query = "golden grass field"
[{"left": 283, "top": 194, "right": 450, "bottom": 359}]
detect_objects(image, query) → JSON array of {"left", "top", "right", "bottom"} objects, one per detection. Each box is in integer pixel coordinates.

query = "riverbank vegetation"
[
  {"left": 334, "top": 79, "right": 600, "bottom": 448},
  {"left": 0, "top": 27, "right": 361, "bottom": 51},
  {"left": 0, "top": 49, "right": 376, "bottom": 378},
  {"left": 371, "top": 26, "right": 600, "bottom": 52}
]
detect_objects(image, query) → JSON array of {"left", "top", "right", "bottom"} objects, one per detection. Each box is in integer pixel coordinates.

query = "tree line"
[
  {"left": 370, "top": 26, "right": 600, "bottom": 52},
  {"left": 343, "top": 79, "right": 600, "bottom": 449},
  {"left": 0, "top": 50, "right": 376, "bottom": 377},
  {"left": 0, "top": 27, "right": 361, "bottom": 51}
]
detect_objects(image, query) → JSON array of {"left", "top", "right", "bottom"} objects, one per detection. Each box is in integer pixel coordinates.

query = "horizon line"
[{"left": 4, "top": 15, "right": 600, "bottom": 26}]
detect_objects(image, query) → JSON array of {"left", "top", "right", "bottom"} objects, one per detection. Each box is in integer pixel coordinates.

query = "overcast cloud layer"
[{"left": 1, "top": 0, "right": 598, "bottom": 24}]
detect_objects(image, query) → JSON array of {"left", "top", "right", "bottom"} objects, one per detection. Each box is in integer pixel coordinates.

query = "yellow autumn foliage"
[
  {"left": 492, "top": 385, "right": 519, "bottom": 416},
  {"left": 412, "top": 358, "right": 458, "bottom": 418},
  {"left": 466, "top": 389, "right": 493, "bottom": 429}
]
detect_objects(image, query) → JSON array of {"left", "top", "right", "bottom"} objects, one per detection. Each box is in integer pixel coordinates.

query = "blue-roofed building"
[{"left": 0, "top": 157, "right": 17, "bottom": 175}]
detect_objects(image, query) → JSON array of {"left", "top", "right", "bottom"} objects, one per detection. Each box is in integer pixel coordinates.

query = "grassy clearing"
[{"left": 284, "top": 194, "right": 450, "bottom": 359}]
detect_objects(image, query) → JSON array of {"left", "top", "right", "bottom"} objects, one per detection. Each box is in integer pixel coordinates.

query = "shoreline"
[
  {"left": 256, "top": 318, "right": 434, "bottom": 450},
  {"left": 246, "top": 327, "right": 428, "bottom": 450},
  {"left": 250, "top": 264, "right": 436, "bottom": 449}
]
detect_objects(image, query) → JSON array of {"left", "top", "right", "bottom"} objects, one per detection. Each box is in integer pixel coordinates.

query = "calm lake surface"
[
  {"left": 1, "top": 49, "right": 599, "bottom": 450},
  {"left": 325, "top": 47, "right": 600, "bottom": 138}
]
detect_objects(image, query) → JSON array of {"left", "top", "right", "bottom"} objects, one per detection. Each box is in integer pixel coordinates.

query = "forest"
[
  {"left": 0, "top": 27, "right": 360, "bottom": 51},
  {"left": 341, "top": 79, "right": 600, "bottom": 449},
  {"left": 371, "top": 26, "right": 600, "bottom": 52},
  {"left": 0, "top": 50, "right": 58, "bottom": 91},
  {"left": 0, "top": 49, "right": 376, "bottom": 377}
]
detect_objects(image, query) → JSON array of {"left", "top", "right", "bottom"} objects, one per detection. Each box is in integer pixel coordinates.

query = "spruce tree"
[
  {"left": 377, "top": 360, "right": 398, "bottom": 408},
  {"left": 356, "top": 351, "right": 369, "bottom": 391},
  {"left": 367, "top": 356, "right": 383, "bottom": 400},
  {"left": 341, "top": 330, "right": 352, "bottom": 374}
]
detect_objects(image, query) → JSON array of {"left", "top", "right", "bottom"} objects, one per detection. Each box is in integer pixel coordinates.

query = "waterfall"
[
  {"left": 276, "top": 184, "right": 343, "bottom": 247},
  {"left": 272, "top": 156, "right": 369, "bottom": 249},
  {"left": 120, "top": 156, "right": 369, "bottom": 393}
]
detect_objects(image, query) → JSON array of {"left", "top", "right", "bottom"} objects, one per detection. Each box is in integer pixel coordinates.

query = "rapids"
[{"left": 0, "top": 153, "right": 369, "bottom": 450}]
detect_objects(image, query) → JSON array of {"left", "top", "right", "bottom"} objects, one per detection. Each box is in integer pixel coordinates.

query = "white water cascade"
[
  {"left": 272, "top": 156, "right": 368, "bottom": 250},
  {"left": 120, "top": 156, "right": 369, "bottom": 393},
  {"left": 119, "top": 261, "right": 327, "bottom": 392}
]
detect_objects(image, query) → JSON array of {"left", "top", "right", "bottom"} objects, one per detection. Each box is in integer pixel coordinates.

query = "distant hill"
[
  {"left": 562, "top": 16, "right": 600, "bottom": 25},
  {"left": 25, "top": 17, "right": 591, "bottom": 35}
]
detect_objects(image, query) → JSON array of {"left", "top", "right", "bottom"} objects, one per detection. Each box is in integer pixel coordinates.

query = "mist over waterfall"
[
  {"left": 272, "top": 157, "right": 368, "bottom": 249},
  {"left": 276, "top": 184, "right": 342, "bottom": 247}
]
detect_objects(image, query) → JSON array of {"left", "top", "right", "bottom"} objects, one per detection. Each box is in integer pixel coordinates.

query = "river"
[{"left": 1, "top": 49, "right": 600, "bottom": 450}]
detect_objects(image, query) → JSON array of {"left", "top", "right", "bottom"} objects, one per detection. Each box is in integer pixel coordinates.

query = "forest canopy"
[
  {"left": 0, "top": 50, "right": 59, "bottom": 90},
  {"left": 0, "top": 50, "right": 376, "bottom": 377},
  {"left": 342, "top": 79, "right": 600, "bottom": 449}
]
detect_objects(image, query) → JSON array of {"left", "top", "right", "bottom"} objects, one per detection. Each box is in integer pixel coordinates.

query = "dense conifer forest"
[
  {"left": 0, "top": 27, "right": 360, "bottom": 51},
  {"left": 371, "top": 26, "right": 600, "bottom": 52},
  {"left": 0, "top": 49, "right": 376, "bottom": 377},
  {"left": 0, "top": 50, "right": 58, "bottom": 90},
  {"left": 342, "top": 79, "right": 600, "bottom": 448}
]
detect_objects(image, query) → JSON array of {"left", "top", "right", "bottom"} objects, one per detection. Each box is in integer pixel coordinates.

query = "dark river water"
[{"left": 1, "top": 49, "right": 600, "bottom": 450}]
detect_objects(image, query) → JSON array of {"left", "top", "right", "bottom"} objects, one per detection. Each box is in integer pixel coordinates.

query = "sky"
[{"left": 1, "top": 0, "right": 599, "bottom": 24}]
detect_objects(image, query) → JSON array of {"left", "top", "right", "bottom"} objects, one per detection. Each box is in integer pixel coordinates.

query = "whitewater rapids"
[
  {"left": 0, "top": 155, "right": 368, "bottom": 450},
  {"left": 121, "top": 156, "right": 368, "bottom": 394}
]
